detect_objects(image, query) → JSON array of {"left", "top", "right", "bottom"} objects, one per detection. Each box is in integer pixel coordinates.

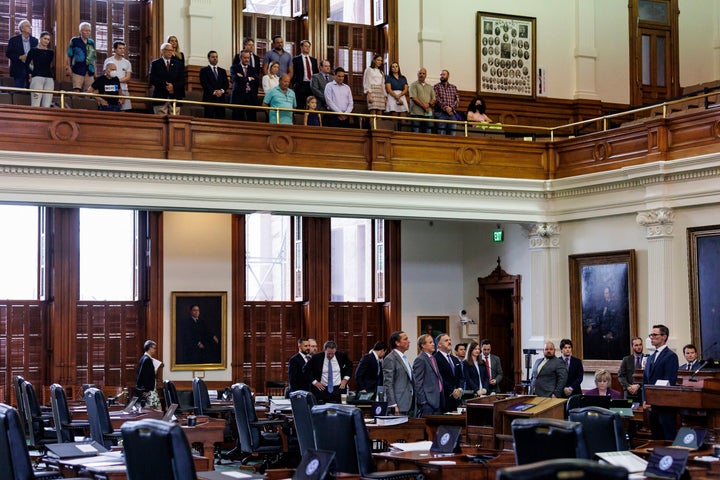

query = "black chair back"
[
  {"left": 164, "top": 380, "right": 180, "bottom": 409},
  {"left": 511, "top": 418, "right": 588, "bottom": 465},
  {"left": 568, "top": 406, "right": 628, "bottom": 457},
  {"left": 231, "top": 382, "right": 258, "bottom": 453},
  {"left": 121, "top": 418, "right": 197, "bottom": 480},
  {"left": 83, "top": 387, "right": 115, "bottom": 448},
  {"left": 12, "top": 376, "right": 27, "bottom": 435},
  {"left": 310, "top": 405, "right": 361, "bottom": 474},
  {"left": 497, "top": 458, "right": 628, "bottom": 480},
  {"left": 0, "top": 403, "right": 36, "bottom": 480},
  {"left": 290, "top": 390, "right": 317, "bottom": 455},
  {"left": 50, "top": 383, "right": 73, "bottom": 443},
  {"left": 191, "top": 377, "right": 212, "bottom": 415},
  {"left": 22, "top": 380, "right": 55, "bottom": 447}
]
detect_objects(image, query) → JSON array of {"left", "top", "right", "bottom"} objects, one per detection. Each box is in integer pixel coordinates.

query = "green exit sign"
[{"left": 493, "top": 229, "right": 504, "bottom": 242}]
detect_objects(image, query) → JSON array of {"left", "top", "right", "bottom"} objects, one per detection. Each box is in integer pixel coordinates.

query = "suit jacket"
[
  {"left": 531, "top": 356, "right": 568, "bottom": 397},
  {"left": 135, "top": 354, "right": 155, "bottom": 393},
  {"left": 618, "top": 353, "right": 644, "bottom": 393},
  {"left": 148, "top": 57, "right": 185, "bottom": 99},
  {"left": 434, "top": 350, "right": 463, "bottom": 411},
  {"left": 291, "top": 54, "right": 319, "bottom": 88},
  {"left": 6, "top": 34, "right": 38, "bottom": 78},
  {"left": 233, "top": 52, "right": 261, "bottom": 71},
  {"left": 229, "top": 62, "right": 260, "bottom": 104},
  {"left": 383, "top": 349, "right": 414, "bottom": 413},
  {"left": 679, "top": 361, "right": 697, "bottom": 372},
  {"left": 413, "top": 352, "right": 442, "bottom": 412},
  {"left": 288, "top": 352, "right": 311, "bottom": 393},
  {"left": 482, "top": 353, "right": 504, "bottom": 393},
  {"left": 355, "top": 352, "right": 382, "bottom": 393},
  {"left": 643, "top": 347, "right": 679, "bottom": 389},
  {"left": 303, "top": 351, "right": 353, "bottom": 387},
  {"left": 199, "top": 65, "right": 229, "bottom": 103},
  {"left": 310, "top": 72, "right": 332, "bottom": 108},
  {"left": 562, "top": 355, "right": 584, "bottom": 397},
  {"left": 463, "top": 360, "right": 489, "bottom": 393}
]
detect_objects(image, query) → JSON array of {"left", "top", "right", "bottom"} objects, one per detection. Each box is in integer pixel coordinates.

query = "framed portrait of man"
[{"left": 171, "top": 291, "right": 227, "bottom": 370}]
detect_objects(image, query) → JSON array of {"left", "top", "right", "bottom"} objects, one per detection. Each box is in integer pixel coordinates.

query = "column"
[
  {"left": 636, "top": 208, "right": 675, "bottom": 329},
  {"left": 573, "top": 0, "right": 600, "bottom": 100},
  {"left": 528, "top": 223, "right": 563, "bottom": 343}
]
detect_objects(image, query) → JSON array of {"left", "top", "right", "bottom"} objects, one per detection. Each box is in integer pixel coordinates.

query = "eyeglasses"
[{"left": 648, "top": 333, "right": 663, "bottom": 338}]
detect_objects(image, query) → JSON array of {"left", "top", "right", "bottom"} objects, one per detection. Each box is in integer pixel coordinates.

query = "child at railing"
[{"left": 304, "top": 96, "right": 321, "bottom": 126}]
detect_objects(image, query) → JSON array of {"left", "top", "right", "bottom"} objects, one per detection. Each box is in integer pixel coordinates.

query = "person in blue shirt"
[{"left": 263, "top": 74, "right": 296, "bottom": 125}]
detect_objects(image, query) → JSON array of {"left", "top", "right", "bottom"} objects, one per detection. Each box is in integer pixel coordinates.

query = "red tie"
[
  {"left": 305, "top": 56, "right": 312, "bottom": 81},
  {"left": 429, "top": 355, "right": 442, "bottom": 392},
  {"left": 485, "top": 356, "right": 492, "bottom": 382}
]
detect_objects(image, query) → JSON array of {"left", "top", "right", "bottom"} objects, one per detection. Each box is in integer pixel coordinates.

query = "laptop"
[
  {"left": 45, "top": 441, "right": 108, "bottom": 459},
  {"left": 610, "top": 398, "right": 634, "bottom": 417},
  {"left": 430, "top": 425, "right": 461, "bottom": 454},
  {"left": 292, "top": 449, "right": 336, "bottom": 480},
  {"left": 672, "top": 427, "right": 706, "bottom": 450},
  {"left": 161, "top": 403, "right": 178, "bottom": 422},
  {"left": 577, "top": 394, "right": 611, "bottom": 409},
  {"left": 370, "top": 401, "right": 388, "bottom": 417},
  {"left": 121, "top": 396, "right": 139, "bottom": 413},
  {"left": 644, "top": 447, "right": 689, "bottom": 479}
]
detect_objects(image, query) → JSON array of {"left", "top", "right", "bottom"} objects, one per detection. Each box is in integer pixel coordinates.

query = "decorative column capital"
[
  {"left": 636, "top": 208, "right": 675, "bottom": 239},
  {"left": 527, "top": 222, "right": 560, "bottom": 249}
]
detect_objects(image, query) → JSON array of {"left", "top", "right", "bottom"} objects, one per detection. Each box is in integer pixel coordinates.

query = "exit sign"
[{"left": 493, "top": 229, "right": 504, "bottom": 242}]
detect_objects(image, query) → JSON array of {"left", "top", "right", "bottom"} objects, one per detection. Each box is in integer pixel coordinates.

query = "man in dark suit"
[
  {"left": 531, "top": 341, "right": 568, "bottom": 398},
  {"left": 480, "top": 339, "right": 504, "bottom": 393},
  {"left": 433, "top": 333, "right": 463, "bottom": 412},
  {"left": 559, "top": 338, "right": 584, "bottom": 397},
  {"left": 383, "top": 331, "right": 414, "bottom": 415},
  {"left": 291, "top": 40, "right": 319, "bottom": 111},
  {"left": 643, "top": 324, "right": 679, "bottom": 440},
  {"left": 135, "top": 340, "right": 160, "bottom": 408},
  {"left": 148, "top": 42, "right": 185, "bottom": 114},
  {"left": 303, "top": 340, "right": 352, "bottom": 404},
  {"left": 618, "top": 336, "right": 645, "bottom": 401},
  {"left": 680, "top": 343, "right": 698, "bottom": 371},
  {"left": 310, "top": 59, "right": 333, "bottom": 110},
  {"left": 230, "top": 49, "right": 260, "bottom": 122},
  {"left": 288, "top": 337, "right": 312, "bottom": 394},
  {"left": 355, "top": 341, "right": 387, "bottom": 397},
  {"left": 6, "top": 19, "right": 37, "bottom": 88},
  {"left": 413, "top": 334, "right": 443, "bottom": 415},
  {"left": 199, "top": 50, "right": 229, "bottom": 119}
]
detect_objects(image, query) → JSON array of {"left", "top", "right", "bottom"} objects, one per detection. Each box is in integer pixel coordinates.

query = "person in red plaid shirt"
[{"left": 433, "top": 69, "right": 459, "bottom": 135}]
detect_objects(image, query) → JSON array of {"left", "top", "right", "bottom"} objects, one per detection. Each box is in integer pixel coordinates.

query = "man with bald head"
[
  {"left": 262, "top": 73, "right": 296, "bottom": 124},
  {"left": 530, "top": 341, "right": 568, "bottom": 397},
  {"left": 409, "top": 67, "right": 436, "bottom": 133}
]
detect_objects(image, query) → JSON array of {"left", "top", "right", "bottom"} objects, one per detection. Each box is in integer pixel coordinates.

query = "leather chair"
[
  {"left": 568, "top": 406, "right": 629, "bottom": 457},
  {"left": 289, "top": 390, "right": 316, "bottom": 455},
  {"left": 191, "top": 377, "right": 233, "bottom": 416},
  {"left": 497, "top": 458, "right": 628, "bottom": 480},
  {"left": 511, "top": 418, "right": 589, "bottom": 465},
  {"left": 311, "top": 404, "right": 422, "bottom": 480},
  {"left": 121, "top": 418, "right": 197, "bottom": 480},
  {"left": 163, "top": 380, "right": 194, "bottom": 414},
  {"left": 13, "top": 376, "right": 28, "bottom": 435},
  {"left": 0, "top": 403, "right": 62, "bottom": 479},
  {"left": 20, "top": 380, "right": 56, "bottom": 449},
  {"left": 49, "top": 383, "right": 91, "bottom": 443},
  {"left": 230, "top": 382, "right": 286, "bottom": 470},
  {"left": 83, "top": 388, "right": 122, "bottom": 449}
]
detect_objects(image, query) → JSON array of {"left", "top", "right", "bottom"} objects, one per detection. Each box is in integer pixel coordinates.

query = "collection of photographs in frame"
[{"left": 477, "top": 12, "right": 536, "bottom": 98}]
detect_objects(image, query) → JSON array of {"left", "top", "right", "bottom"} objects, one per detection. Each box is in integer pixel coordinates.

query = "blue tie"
[{"left": 327, "top": 359, "right": 334, "bottom": 393}]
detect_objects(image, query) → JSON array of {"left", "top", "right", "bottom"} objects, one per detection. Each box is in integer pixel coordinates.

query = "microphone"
[{"left": 688, "top": 360, "right": 709, "bottom": 382}]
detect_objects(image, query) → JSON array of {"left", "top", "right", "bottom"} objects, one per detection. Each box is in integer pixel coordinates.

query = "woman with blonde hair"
[
  {"left": 166, "top": 35, "right": 184, "bottom": 65},
  {"left": 583, "top": 369, "right": 622, "bottom": 399}
]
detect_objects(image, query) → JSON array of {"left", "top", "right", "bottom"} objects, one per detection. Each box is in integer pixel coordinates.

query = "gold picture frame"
[
  {"left": 569, "top": 250, "right": 637, "bottom": 369},
  {"left": 417, "top": 316, "right": 449, "bottom": 343},
  {"left": 171, "top": 291, "right": 227, "bottom": 371}
]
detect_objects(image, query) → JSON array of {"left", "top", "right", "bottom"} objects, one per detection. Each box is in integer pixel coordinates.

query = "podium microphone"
[{"left": 688, "top": 360, "right": 709, "bottom": 382}]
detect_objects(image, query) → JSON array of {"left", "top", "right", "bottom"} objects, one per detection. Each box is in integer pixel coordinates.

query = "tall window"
[
  {"left": 243, "top": 0, "right": 295, "bottom": 64},
  {"left": 246, "top": 213, "right": 291, "bottom": 301},
  {"left": 80, "top": 0, "right": 144, "bottom": 79},
  {"left": 0, "top": 0, "right": 48, "bottom": 77},
  {"left": 331, "top": 218, "right": 372, "bottom": 301},
  {"left": 329, "top": 0, "right": 371, "bottom": 24},
  {"left": 79, "top": 208, "right": 135, "bottom": 301},
  {"left": 0, "top": 205, "right": 39, "bottom": 299}
]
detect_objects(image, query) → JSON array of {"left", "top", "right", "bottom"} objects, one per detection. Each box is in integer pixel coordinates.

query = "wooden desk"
[
  {"left": 466, "top": 395, "right": 528, "bottom": 449},
  {"left": 376, "top": 449, "right": 516, "bottom": 480},
  {"left": 53, "top": 454, "right": 213, "bottom": 480},
  {"left": 365, "top": 417, "right": 427, "bottom": 445},
  {"left": 182, "top": 417, "right": 227, "bottom": 469}
]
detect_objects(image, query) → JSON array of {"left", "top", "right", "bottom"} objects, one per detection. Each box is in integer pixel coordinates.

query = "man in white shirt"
[
  {"left": 324, "top": 67, "right": 353, "bottom": 128},
  {"left": 304, "top": 340, "right": 352, "bottom": 404},
  {"left": 291, "top": 39, "right": 318, "bottom": 110}
]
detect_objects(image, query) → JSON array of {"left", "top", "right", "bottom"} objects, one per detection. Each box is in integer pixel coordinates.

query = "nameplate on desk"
[
  {"left": 506, "top": 403, "right": 534, "bottom": 412},
  {"left": 375, "top": 415, "right": 408, "bottom": 426}
]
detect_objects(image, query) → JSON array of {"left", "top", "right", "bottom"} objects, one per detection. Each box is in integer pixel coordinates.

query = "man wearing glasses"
[{"left": 643, "top": 324, "right": 678, "bottom": 440}]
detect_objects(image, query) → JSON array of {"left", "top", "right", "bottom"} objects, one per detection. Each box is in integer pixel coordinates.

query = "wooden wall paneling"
[
  {"left": 302, "top": 217, "right": 330, "bottom": 343},
  {"left": 145, "top": 211, "right": 163, "bottom": 384},
  {"left": 0, "top": 302, "right": 46, "bottom": 405},
  {"left": 384, "top": 219, "right": 401, "bottom": 337},
  {"left": 232, "top": 214, "right": 245, "bottom": 383}
]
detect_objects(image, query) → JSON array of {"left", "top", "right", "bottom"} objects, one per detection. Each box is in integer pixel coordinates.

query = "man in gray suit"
[
  {"left": 382, "top": 330, "right": 414, "bottom": 415},
  {"left": 310, "top": 59, "right": 332, "bottom": 110},
  {"left": 530, "top": 341, "right": 568, "bottom": 398},
  {"left": 481, "top": 339, "right": 504, "bottom": 393},
  {"left": 414, "top": 334, "right": 443, "bottom": 415}
]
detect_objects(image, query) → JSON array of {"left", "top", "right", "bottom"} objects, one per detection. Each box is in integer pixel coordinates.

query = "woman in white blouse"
[
  {"left": 262, "top": 61, "right": 280, "bottom": 91},
  {"left": 363, "top": 54, "right": 386, "bottom": 114}
]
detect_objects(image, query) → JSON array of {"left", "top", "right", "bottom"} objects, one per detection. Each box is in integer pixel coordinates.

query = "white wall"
[{"left": 163, "top": 211, "right": 233, "bottom": 381}]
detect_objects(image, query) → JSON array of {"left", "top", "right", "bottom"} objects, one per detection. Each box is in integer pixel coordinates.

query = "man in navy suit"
[
  {"left": 355, "top": 341, "right": 387, "bottom": 397},
  {"left": 303, "top": 340, "right": 352, "bottom": 404},
  {"left": 148, "top": 42, "right": 185, "bottom": 114},
  {"left": 6, "top": 19, "right": 37, "bottom": 88},
  {"left": 199, "top": 50, "right": 229, "bottom": 119},
  {"left": 230, "top": 49, "right": 260, "bottom": 122},
  {"left": 433, "top": 333, "right": 463, "bottom": 412},
  {"left": 291, "top": 40, "right": 319, "bottom": 111},
  {"left": 288, "top": 337, "right": 312, "bottom": 394},
  {"left": 559, "top": 338, "right": 584, "bottom": 397},
  {"left": 643, "top": 324, "right": 679, "bottom": 440},
  {"left": 680, "top": 343, "right": 698, "bottom": 371},
  {"left": 413, "top": 334, "right": 443, "bottom": 415}
]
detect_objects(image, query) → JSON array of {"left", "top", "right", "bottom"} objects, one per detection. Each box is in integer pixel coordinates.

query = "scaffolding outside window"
[
  {"left": 246, "top": 213, "right": 291, "bottom": 301},
  {"left": 331, "top": 218, "right": 372, "bottom": 302}
]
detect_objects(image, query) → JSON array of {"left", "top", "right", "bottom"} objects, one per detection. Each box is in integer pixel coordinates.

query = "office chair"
[
  {"left": 20, "top": 380, "right": 56, "bottom": 449},
  {"left": 191, "top": 378, "right": 233, "bottom": 416},
  {"left": 568, "top": 406, "right": 629, "bottom": 457},
  {"left": 230, "top": 382, "right": 286, "bottom": 470},
  {"left": 163, "top": 380, "right": 194, "bottom": 414},
  {"left": 311, "top": 404, "right": 422, "bottom": 480},
  {"left": 49, "top": 383, "right": 91, "bottom": 443},
  {"left": 511, "top": 418, "right": 589, "bottom": 465},
  {"left": 289, "top": 390, "right": 317, "bottom": 455},
  {"left": 497, "top": 458, "right": 628, "bottom": 480},
  {"left": 83, "top": 388, "right": 122, "bottom": 449},
  {"left": 0, "top": 403, "right": 62, "bottom": 480},
  {"left": 12, "top": 376, "right": 28, "bottom": 435},
  {"left": 121, "top": 418, "right": 197, "bottom": 480}
]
